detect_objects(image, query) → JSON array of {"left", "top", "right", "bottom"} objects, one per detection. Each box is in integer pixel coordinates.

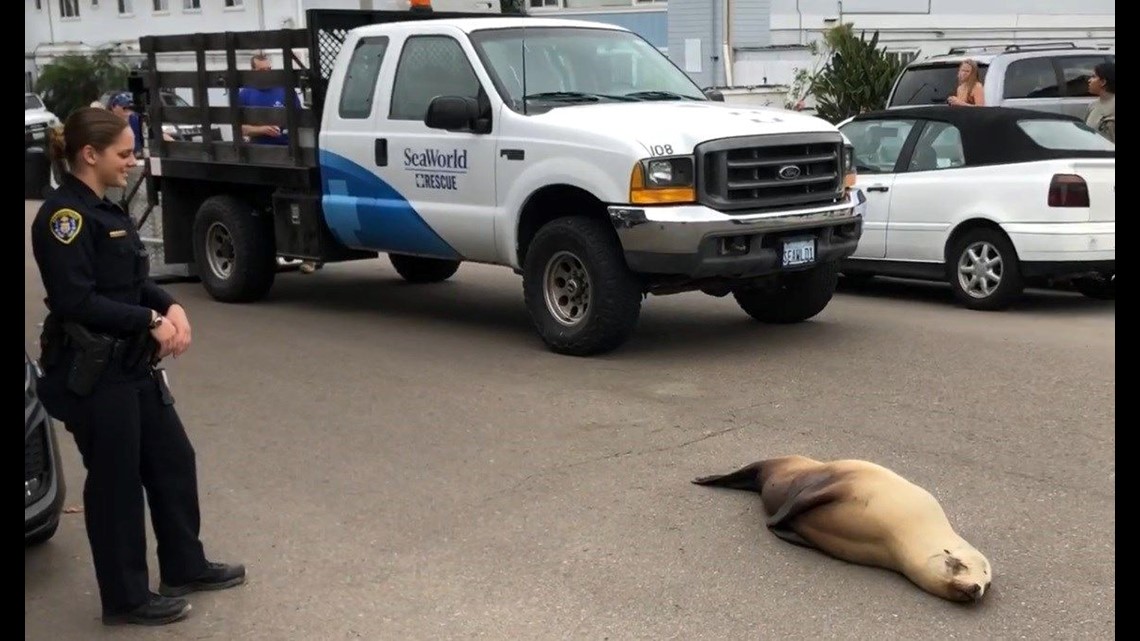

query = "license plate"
[
  {"left": 782, "top": 238, "right": 816, "bottom": 267},
  {"left": 32, "top": 131, "right": 44, "bottom": 140}
]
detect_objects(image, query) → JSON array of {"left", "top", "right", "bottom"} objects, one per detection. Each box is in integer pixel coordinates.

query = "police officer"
[{"left": 30, "top": 106, "right": 245, "bottom": 626}]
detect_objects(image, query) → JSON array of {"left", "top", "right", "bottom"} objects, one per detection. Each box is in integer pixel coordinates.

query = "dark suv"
[{"left": 25, "top": 349, "right": 66, "bottom": 547}]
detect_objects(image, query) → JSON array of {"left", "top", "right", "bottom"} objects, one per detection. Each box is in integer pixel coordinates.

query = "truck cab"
[{"left": 137, "top": 9, "right": 865, "bottom": 356}]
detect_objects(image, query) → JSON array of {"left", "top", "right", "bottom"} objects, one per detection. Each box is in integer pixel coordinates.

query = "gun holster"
[{"left": 60, "top": 322, "right": 116, "bottom": 397}]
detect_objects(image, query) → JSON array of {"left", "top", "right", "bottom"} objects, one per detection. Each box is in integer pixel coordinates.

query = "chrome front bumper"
[{"left": 608, "top": 192, "right": 865, "bottom": 278}]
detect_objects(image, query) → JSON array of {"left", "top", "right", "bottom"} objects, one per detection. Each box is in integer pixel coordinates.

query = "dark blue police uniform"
[{"left": 30, "top": 173, "right": 244, "bottom": 625}]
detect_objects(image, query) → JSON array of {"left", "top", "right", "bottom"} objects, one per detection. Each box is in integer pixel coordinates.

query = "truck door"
[
  {"left": 382, "top": 31, "right": 500, "bottom": 263},
  {"left": 320, "top": 30, "right": 499, "bottom": 263}
]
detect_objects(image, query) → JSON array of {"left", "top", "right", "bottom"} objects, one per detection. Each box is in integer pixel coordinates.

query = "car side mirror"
[
  {"left": 704, "top": 89, "right": 725, "bottom": 102},
  {"left": 425, "top": 96, "right": 482, "bottom": 132}
]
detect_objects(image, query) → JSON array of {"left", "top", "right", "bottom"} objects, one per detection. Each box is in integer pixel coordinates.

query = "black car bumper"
[{"left": 26, "top": 358, "right": 66, "bottom": 543}]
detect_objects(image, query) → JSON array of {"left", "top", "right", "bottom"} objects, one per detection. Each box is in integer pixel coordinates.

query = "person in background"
[
  {"left": 947, "top": 59, "right": 985, "bottom": 107},
  {"left": 107, "top": 93, "right": 145, "bottom": 157},
  {"left": 1085, "top": 61, "right": 1115, "bottom": 143},
  {"left": 238, "top": 53, "right": 321, "bottom": 274},
  {"left": 238, "top": 52, "right": 303, "bottom": 146}
]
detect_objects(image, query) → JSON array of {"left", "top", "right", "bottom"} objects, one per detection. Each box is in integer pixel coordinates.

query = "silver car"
[{"left": 886, "top": 43, "right": 1115, "bottom": 120}]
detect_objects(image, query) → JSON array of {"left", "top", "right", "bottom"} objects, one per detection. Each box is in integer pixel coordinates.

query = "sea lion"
[{"left": 692, "top": 455, "right": 992, "bottom": 603}]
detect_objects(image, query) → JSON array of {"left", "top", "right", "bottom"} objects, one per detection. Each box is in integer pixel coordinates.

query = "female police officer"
[{"left": 30, "top": 107, "right": 245, "bottom": 626}]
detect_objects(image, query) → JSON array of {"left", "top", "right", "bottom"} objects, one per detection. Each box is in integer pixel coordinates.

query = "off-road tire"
[
  {"left": 733, "top": 261, "right": 840, "bottom": 323},
  {"left": 389, "top": 253, "right": 461, "bottom": 283},
  {"left": 522, "top": 216, "right": 642, "bottom": 356},
  {"left": 192, "top": 195, "right": 276, "bottom": 303}
]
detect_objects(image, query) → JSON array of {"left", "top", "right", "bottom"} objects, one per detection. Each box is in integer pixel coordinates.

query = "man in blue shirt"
[
  {"left": 108, "top": 93, "right": 145, "bottom": 157},
  {"left": 237, "top": 53, "right": 302, "bottom": 146},
  {"left": 237, "top": 53, "right": 320, "bottom": 273}
]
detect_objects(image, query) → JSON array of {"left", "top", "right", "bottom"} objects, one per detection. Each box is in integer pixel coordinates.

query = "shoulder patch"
[{"left": 49, "top": 209, "right": 83, "bottom": 245}]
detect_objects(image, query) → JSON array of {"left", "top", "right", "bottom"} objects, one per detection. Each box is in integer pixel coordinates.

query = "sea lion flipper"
[
  {"left": 765, "top": 472, "right": 843, "bottom": 531},
  {"left": 769, "top": 526, "right": 816, "bottom": 549},
  {"left": 691, "top": 462, "right": 764, "bottom": 492}
]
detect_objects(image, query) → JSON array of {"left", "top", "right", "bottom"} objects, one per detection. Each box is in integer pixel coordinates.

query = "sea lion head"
[{"left": 923, "top": 545, "right": 992, "bottom": 603}]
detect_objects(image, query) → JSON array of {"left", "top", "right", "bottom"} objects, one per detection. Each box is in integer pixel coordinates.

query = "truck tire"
[
  {"left": 389, "top": 253, "right": 461, "bottom": 283},
  {"left": 732, "top": 261, "right": 840, "bottom": 324},
  {"left": 192, "top": 195, "right": 276, "bottom": 303},
  {"left": 946, "top": 227, "right": 1024, "bottom": 311},
  {"left": 522, "top": 216, "right": 642, "bottom": 356}
]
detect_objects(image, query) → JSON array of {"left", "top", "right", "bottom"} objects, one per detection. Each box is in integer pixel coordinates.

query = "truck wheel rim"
[
  {"left": 206, "top": 221, "right": 235, "bottom": 280},
  {"left": 543, "top": 251, "right": 592, "bottom": 326},
  {"left": 957, "top": 240, "right": 1002, "bottom": 299}
]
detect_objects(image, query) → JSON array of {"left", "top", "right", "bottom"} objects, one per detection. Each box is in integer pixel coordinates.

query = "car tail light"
[{"left": 1048, "top": 174, "right": 1090, "bottom": 208}]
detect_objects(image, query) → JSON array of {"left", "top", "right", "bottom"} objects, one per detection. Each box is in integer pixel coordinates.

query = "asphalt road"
[{"left": 24, "top": 201, "right": 1115, "bottom": 641}]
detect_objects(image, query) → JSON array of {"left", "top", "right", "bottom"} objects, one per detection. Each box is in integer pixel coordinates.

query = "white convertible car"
[{"left": 837, "top": 105, "right": 1114, "bottom": 309}]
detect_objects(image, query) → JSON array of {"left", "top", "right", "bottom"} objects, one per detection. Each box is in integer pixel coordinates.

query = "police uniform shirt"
[{"left": 31, "top": 173, "right": 176, "bottom": 338}]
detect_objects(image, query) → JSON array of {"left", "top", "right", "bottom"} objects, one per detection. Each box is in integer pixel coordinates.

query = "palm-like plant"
[
  {"left": 34, "top": 48, "right": 130, "bottom": 120},
  {"left": 809, "top": 24, "right": 905, "bottom": 124}
]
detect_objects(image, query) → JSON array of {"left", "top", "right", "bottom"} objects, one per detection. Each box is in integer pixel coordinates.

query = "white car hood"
[
  {"left": 530, "top": 101, "right": 841, "bottom": 154},
  {"left": 25, "top": 109, "right": 56, "bottom": 126}
]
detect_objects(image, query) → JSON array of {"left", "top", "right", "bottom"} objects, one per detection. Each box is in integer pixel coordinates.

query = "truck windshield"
[
  {"left": 468, "top": 27, "right": 707, "bottom": 111},
  {"left": 25, "top": 94, "right": 44, "bottom": 110}
]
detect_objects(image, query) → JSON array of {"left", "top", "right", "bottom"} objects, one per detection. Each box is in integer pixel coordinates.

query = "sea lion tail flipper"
[{"left": 691, "top": 462, "right": 764, "bottom": 492}]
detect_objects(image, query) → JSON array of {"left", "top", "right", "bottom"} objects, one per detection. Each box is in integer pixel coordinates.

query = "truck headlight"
[
  {"left": 842, "top": 144, "right": 856, "bottom": 189},
  {"left": 629, "top": 156, "right": 696, "bottom": 205}
]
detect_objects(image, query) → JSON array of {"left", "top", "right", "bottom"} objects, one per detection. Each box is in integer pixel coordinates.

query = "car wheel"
[{"left": 947, "top": 228, "right": 1024, "bottom": 311}]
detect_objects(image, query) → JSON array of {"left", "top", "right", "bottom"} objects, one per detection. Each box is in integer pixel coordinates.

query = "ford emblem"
[{"left": 777, "top": 165, "right": 802, "bottom": 180}]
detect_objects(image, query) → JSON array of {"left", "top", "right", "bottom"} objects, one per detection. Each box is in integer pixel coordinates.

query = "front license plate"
[
  {"left": 32, "top": 131, "right": 44, "bottom": 140},
  {"left": 782, "top": 238, "right": 816, "bottom": 267}
]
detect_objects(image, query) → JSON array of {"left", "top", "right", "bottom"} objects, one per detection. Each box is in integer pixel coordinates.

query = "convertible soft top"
[{"left": 850, "top": 105, "right": 1114, "bottom": 166}]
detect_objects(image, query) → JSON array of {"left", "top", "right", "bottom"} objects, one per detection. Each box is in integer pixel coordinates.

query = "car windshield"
[
  {"left": 1017, "top": 119, "right": 1115, "bottom": 151},
  {"left": 25, "top": 94, "right": 44, "bottom": 110},
  {"left": 889, "top": 63, "right": 989, "bottom": 107},
  {"left": 468, "top": 26, "right": 707, "bottom": 112}
]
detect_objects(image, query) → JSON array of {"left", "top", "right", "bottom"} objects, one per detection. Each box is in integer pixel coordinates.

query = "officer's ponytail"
[{"left": 52, "top": 107, "right": 130, "bottom": 173}]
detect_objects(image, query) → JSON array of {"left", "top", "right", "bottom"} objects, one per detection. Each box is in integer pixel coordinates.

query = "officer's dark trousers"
[{"left": 49, "top": 370, "right": 209, "bottom": 615}]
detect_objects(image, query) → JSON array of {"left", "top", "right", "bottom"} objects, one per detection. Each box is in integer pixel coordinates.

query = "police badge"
[{"left": 49, "top": 208, "right": 83, "bottom": 245}]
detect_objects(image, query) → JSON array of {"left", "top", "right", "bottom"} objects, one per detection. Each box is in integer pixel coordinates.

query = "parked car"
[
  {"left": 25, "top": 92, "right": 61, "bottom": 200},
  {"left": 25, "top": 349, "right": 66, "bottom": 547},
  {"left": 837, "top": 105, "right": 1114, "bottom": 309},
  {"left": 886, "top": 43, "right": 1115, "bottom": 121},
  {"left": 99, "top": 89, "right": 205, "bottom": 141}
]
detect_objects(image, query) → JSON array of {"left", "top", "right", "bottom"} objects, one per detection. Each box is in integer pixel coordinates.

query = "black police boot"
[
  {"left": 158, "top": 561, "right": 246, "bottom": 597},
  {"left": 102, "top": 593, "right": 192, "bottom": 626}
]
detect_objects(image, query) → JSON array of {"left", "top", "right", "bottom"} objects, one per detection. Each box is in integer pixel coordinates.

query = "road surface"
[{"left": 24, "top": 201, "right": 1115, "bottom": 640}]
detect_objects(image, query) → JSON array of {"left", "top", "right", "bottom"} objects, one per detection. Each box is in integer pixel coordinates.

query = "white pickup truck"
[{"left": 136, "top": 8, "right": 865, "bottom": 355}]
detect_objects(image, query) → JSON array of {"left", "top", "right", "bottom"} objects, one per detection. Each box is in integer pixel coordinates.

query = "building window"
[
  {"left": 886, "top": 50, "right": 919, "bottom": 67},
  {"left": 153, "top": 0, "right": 168, "bottom": 11},
  {"left": 34, "top": 0, "right": 42, "bottom": 10},
  {"left": 118, "top": 0, "right": 132, "bottom": 14},
  {"left": 225, "top": 0, "right": 243, "bottom": 7},
  {"left": 183, "top": 0, "right": 200, "bottom": 9},
  {"left": 59, "top": 0, "right": 80, "bottom": 18}
]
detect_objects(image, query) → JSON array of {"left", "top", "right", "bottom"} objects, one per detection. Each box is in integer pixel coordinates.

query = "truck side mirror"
[
  {"left": 704, "top": 89, "right": 725, "bottom": 102},
  {"left": 425, "top": 96, "right": 480, "bottom": 132}
]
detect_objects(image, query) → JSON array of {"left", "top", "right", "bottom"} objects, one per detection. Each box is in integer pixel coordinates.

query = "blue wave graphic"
[{"left": 319, "top": 149, "right": 460, "bottom": 259}]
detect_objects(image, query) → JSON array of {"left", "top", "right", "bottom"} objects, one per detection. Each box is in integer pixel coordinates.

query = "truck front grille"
[{"left": 697, "top": 133, "right": 846, "bottom": 212}]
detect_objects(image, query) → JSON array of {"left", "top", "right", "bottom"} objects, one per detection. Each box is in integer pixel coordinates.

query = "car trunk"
[{"left": 1070, "top": 159, "right": 1115, "bottom": 222}]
